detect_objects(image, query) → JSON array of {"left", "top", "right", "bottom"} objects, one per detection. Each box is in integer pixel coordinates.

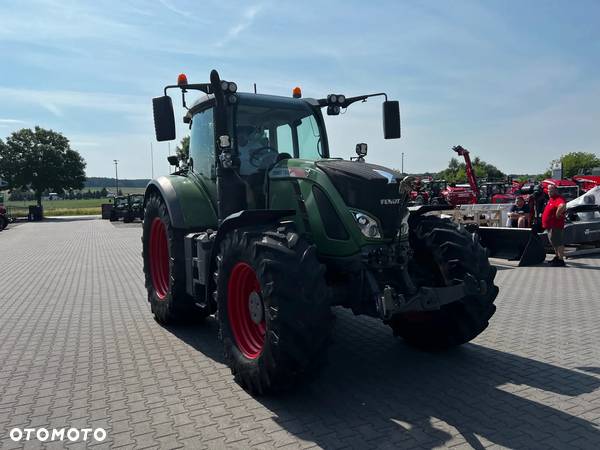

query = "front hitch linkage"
[{"left": 377, "top": 274, "right": 487, "bottom": 320}]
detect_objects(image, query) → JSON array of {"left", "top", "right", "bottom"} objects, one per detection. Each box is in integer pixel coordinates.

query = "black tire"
[
  {"left": 0, "top": 215, "right": 7, "bottom": 231},
  {"left": 123, "top": 213, "right": 133, "bottom": 223},
  {"left": 109, "top": 211, "right": 117, "bottom": 222},
  {"left": 142, "top": 193, "right": 208, "bottom": 324},
  {"left": 390, "top": 215, "right": 498, "bottom": 350},
  {"left": 215, "top": 224, "right": 332, "bottom": 394}
]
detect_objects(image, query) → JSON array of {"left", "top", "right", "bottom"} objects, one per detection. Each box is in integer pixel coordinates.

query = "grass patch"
[
  {"left": 6, "top": 199, "right": 108, "bottom": 217},
  {"left": 44, "top": 207, "right": 101, "bottom": 216},
  {"left": 6, "top": 198, "right": 107, "bottom": 209}
]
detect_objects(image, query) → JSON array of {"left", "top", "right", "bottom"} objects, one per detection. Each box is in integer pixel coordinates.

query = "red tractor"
[
  {"left": 409, "top": 178, "right": 430, "bottom": 204},
  {"left": 572, "top": 168, "right": 600, "bottom": 193},
  {"left": 441, "top": 183, "right": 478, "bottom": 205},
  {"left": 541, "top": 178, "right": 579, "bottom": 201},
  {"left": 478, "top": 179, "right": 527, "bottom": 204}
]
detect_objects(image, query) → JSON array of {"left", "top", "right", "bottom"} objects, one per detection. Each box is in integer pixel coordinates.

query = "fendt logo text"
[{"left": 9, "top": 427, "right": 107, "bottom": 443}]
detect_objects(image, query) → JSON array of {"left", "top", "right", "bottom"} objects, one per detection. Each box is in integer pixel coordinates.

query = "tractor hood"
[{"left": 315, "top": 160, "right": 404, "bottom": 238}]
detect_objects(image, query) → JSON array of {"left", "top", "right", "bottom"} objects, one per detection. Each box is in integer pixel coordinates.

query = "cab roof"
[{"left": 188, "top": 92, "right": 319, "bottom": 112}]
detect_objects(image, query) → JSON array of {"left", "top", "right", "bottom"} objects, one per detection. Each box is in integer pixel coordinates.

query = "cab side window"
[{"left": 189, "top": 108, "right": 215, "bottom": 178}]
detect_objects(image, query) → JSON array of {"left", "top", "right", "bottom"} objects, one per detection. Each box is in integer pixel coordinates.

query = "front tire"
[
  {"left": 142, "top": 193, "right": 208, "bottom": 324},
  {"left": 390, "top": 216, "right": 498, "bottom": 350},
  {"left": 215, "top": 225, "right": 332, "bottom": 394}
]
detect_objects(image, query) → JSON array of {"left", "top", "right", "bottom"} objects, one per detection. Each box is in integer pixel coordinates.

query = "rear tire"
[
  {"left": 215, "top": 224, "right": 332, "bottom": 394},
  {"left": 142, "top": 193, "right": 208, "bottom": 324},
  {"left": 0, "top": 215, "right": 7, "bottom": 231},
  {"left": 390, "top": 216, "right": 498, "bottom": 350}
]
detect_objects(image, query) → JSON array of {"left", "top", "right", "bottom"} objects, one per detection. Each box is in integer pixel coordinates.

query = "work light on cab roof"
[{"left": 177, "top": 73, "right": 188, "bottom": 86}]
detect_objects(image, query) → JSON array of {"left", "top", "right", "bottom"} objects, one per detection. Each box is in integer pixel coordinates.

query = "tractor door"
[{"left": 189, "top": 106, "right": 218, "bottom": 211}]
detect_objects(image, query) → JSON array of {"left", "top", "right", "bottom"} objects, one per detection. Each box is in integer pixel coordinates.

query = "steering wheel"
[{"left": 249, "top": 146, "right": 279, "bottom": 168}]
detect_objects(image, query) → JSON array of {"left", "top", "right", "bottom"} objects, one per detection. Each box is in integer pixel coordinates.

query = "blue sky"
[{"left": 0, "top": 0, "right": 599, "bottom": 179}]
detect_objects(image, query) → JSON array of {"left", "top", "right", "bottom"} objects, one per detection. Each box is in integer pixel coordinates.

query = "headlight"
[{"left": 351, "top": 211, "right": 381, "bottom": 238}]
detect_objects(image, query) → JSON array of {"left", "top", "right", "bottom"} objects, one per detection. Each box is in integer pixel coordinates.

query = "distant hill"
[{"left": 85, "top": 177, "right": 150, "bottom": 188}]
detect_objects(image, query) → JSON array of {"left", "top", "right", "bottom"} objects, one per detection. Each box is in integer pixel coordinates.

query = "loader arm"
[{"left": 453, "top": 145, "right": 480, "bottom": 199}]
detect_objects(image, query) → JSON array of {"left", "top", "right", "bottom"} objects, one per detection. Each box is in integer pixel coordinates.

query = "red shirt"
[{"left": 542, "top": 195, "right": 566, "bottom": 229}]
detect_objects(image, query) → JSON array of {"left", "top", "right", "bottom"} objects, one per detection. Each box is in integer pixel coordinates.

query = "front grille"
[{"left": 316, "top": 161, "right": 403, "bottom": 239}]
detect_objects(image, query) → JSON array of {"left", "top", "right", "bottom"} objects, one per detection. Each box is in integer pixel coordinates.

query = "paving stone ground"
[{"left": 1, "top": 217, "right": 600, "bottom": 449}]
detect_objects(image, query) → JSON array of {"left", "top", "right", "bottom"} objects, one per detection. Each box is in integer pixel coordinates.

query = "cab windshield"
[
  {"left": 558, "top": 186, "right": 579, "bottom": 201},
  {"left": 234, "top": 96, "right": 326, "bottom": 176}
]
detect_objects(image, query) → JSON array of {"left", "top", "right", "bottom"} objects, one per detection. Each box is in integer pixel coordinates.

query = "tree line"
[
  {"left": 7, "top": 187, "right": 122, "bottom": 202},
  {"left": 435, "top": 151, "right": 599, "bottom": 183}
]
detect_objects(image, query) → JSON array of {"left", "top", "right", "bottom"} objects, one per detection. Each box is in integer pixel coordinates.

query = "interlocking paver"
[{"left": 1, "top": 218, "right": 600, "bottom": 448}]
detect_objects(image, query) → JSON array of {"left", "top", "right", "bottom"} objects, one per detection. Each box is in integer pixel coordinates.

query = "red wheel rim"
[
  {"left": 227, "top": 262, "right": 266, "bottom": 359},
  {"left": 149, "top": 217, "right": 169, "bottom": 300}
]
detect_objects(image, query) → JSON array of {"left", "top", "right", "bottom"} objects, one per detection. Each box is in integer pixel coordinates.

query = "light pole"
[
  {"left": 401, "top": 152, "right": 404, "bottom": 174},
  {"left": 114, "top": 160, "right": 119, "bottom": 196}
]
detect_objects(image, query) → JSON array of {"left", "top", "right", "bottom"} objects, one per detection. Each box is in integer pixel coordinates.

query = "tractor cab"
[
  {"left": 479, "top": 181, "right": 515, "bottom": 204},
  {"left": 184, "top": 92, "right": 329, "bottom": 210},
  {"left": 152, "top": 70, "right": 400, "bottom": 226},
  {"left": 114, "top": 196, "right": 128, "bottom": 209},
  {"left": 128, "top": 194, "right": 145, "bottom": 220}
]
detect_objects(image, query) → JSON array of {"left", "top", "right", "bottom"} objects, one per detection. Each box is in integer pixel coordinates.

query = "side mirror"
[
  {"left": 382, "top": 100, "right": 401, "bottom": 139},
  {"left": 167, "top": 155, "right": 179, "bottom": 166},
  {"left": 152, "top": 96, "right": 176, "bottom": 141}
]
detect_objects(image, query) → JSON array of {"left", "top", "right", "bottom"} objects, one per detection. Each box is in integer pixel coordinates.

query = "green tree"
[
  {"left": 438, "top": 156, "right": 505, "bottom": 184},
  {"left": 176, "top": 135, "right": 190, "bottom": 161},
  {"left": 558, "top": 151, "right": 600, "bottom": 178},
  {"left": 0, "top": 127, "right": 86, "bottom": 206}
]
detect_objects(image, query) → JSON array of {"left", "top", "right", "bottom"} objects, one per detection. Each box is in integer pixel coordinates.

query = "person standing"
[
  {"left": 542, "top": 184, "right": 567, "bottom": 266},
  {"left": 529, "top": 185, "right": 547, "bottom": 233}
]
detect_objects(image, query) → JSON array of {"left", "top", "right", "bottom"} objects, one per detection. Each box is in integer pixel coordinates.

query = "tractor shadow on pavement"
[
  {"left": 161, "top": 317, "right": 226, "bottom": 365},
  {"left": 165, "top": 308, "right": 600, "bottom": 449},
  {"left": 261, "top": 309, "right": 600, "bottom": 449}
]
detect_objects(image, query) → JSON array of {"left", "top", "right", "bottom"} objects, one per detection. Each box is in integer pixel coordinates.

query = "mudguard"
[
  {"left": 145, "top": 175, "right": 218, "bottom": 230},
  {"left": 202, "top": 209, "right": 296, "bottom": 310}
]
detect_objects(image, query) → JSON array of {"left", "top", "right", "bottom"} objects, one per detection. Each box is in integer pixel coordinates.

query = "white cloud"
[
  {"left": 216, "top": 3, "right": 263, "bottom": 48},
  {"left": 0, "top": 87, "right": 145, "bottom": 116},
  {"left": 157, "top": 0, "right": 190, "bottom": 18},
  {"left": 0, "top": 119, "right": 26, "bottom": 124}
]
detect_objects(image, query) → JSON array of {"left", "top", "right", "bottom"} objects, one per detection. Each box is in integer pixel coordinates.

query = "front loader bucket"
[
  {"left": 517, "top": 232, "right": 547, "bottom": 266},
  {"left": 476, "top": 227, "right": 547, "bottom": 266}
]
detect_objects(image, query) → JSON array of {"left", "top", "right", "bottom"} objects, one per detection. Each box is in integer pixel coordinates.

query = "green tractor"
[
  {"left": 143, "top": 70, "right": 498, "bottom": 394},
  {"left": 111, "top": 194, "right": 144, "bottom": 223},
  {"left": 126, "top": 194, "right": 145, "bottom": 222}
]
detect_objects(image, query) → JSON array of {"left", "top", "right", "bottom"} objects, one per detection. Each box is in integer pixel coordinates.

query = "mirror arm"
[
  {"left": 317, "top": 92, "right": 388, "bottom": 109},
  {"left": 162, "top": 83, "right": 213, "bottom": 97}
]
